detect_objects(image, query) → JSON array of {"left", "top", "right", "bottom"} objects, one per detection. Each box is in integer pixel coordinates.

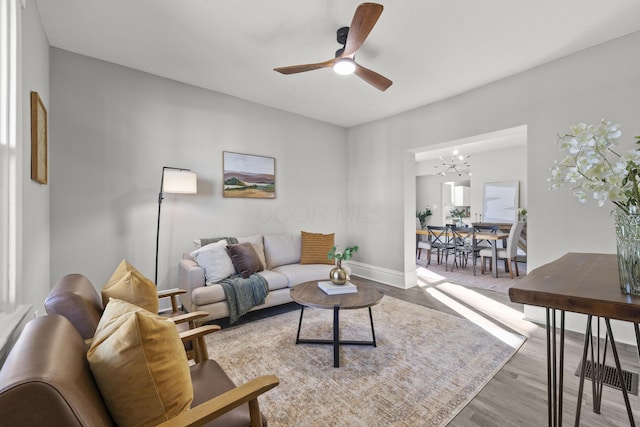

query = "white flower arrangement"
[{"left": 549, "top": 119, "right": 640, "bottom": 214}]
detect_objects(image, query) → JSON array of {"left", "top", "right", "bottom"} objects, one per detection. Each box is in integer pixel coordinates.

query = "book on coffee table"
[{"left": 318, "top": 281, "right": 358, "bottom": 295}]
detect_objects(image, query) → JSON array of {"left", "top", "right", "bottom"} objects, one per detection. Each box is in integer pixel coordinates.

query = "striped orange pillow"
[{"left": 300, "top": 231, "right": 335, "bottom": 265}]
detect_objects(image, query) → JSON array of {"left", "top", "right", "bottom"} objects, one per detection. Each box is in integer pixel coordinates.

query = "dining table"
[{"left": 416, "top": 227, "right": 509, "bottom": 277}]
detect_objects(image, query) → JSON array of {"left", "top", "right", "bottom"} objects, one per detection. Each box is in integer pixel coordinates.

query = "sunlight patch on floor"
[
  {"left": 424, "top": 285, "right": 525, "bottom": 348},
  {"left": 416, "top": 266, "right": 446, "bottom": 284},
  {"left": 434, "top": 282, "right": 538, "bottom": 337}
]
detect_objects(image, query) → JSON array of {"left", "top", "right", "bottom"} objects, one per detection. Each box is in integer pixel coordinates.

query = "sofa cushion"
[
  {"left": 257, "top": 270, "right": 289, "bottom": 291},
  {"left": 191, "top": 283, "right": 226, "bottom": 306},
  {"left": 190, "top": 270, "right": 289, "bottom": 306},
  {"left": 102, "top": 259, "right": 158, "bottom": 313},
  {"left": 272, "top": 263, "right": 334, "bottom": 288},
  {"left": 87, "top": 299, "right": 193, "bottom": 427},
  {"left": 300, "top": 231, "right": 334, "bottom": 265},
  {"left": 226, "top": 242, "right": 264, "bottom": 279},
  {"left": 237, "top": 234, "right": 266, "bottom": 269},
  {"left": 190, "top": 240, "right": 236, "bottom": 284},
  {"left": 263, "top": 234, "right": 301, "bottom": 269}
]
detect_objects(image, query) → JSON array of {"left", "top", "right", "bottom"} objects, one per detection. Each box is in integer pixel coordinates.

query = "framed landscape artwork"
[
  {"left": 223, "top": 151, "right": 275, "bottom": 198},
  {"left": 31, "top": 91, "right": 48, "bottom": 184}
]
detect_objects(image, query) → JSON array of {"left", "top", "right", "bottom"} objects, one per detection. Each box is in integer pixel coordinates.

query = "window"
[{"left": 0, "top": 0, "right": 19, "bottom": 313}]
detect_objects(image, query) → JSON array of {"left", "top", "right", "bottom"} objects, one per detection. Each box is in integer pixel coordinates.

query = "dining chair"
[
  {"left": 428, "top": 225, "right": 456, "bottom": 270},
  {"left": 451, "top": 226, "right": 478, "bottom": 275},
  {"left": 480, "top": 221, "right": 525, "bottom": 278},
  {"left": 473, "top": 224, "right": 498, "bottom": 253},
  {"left": 416, "top": 218, "right": 433, "bottom": 264}
]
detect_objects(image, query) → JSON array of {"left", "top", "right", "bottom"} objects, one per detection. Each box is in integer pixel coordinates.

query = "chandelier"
[{"left": 435, "top": 149, "right": 471, "bottom": 176}]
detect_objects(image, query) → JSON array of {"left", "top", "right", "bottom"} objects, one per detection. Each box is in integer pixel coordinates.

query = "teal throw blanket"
[{"left": 219, "top": 273, "right": 269, "bottom": 324}]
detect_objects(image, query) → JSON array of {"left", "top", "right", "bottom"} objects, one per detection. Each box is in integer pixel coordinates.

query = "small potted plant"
[
  {"left": 449, "top": 208, "right": 468, "bottom": 227},
  {"left": 416, "top": 208, "right": 433, "bottom": 228},
  {"left": 327, "top": 245, "right": 359, "bottom": 285}
]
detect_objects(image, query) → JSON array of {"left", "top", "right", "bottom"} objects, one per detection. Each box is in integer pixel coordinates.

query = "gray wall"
[
  {"left": 347, "top": 31, "right": 640, "bottom": 341},
  {"left": 20, "top": 0, "right": 50, "bottom": 316},
  {"left": 348, "top": 30, "right": 640, "bottom": 281},
  {"left": 49, "top": 49, "right": 348, "bottom": 290}
]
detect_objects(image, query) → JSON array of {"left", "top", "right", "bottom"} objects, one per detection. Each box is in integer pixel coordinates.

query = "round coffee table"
[{"left": 290, "top": 280, "right": 384, "bottom": 368}]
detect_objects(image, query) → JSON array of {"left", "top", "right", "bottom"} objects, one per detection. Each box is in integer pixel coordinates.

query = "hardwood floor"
[{"left": 357, "top": 276, "right": 640, "bottom": 426}]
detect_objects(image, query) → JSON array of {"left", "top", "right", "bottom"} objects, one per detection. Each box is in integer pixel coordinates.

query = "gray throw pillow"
[{"left": 226, "top": 242, "right": 264, "bottom": 279}]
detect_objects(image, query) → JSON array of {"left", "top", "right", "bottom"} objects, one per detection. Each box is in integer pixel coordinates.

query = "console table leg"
[
  {"left": 546, "top": 308, "right": 565, "bottom": 427},
  {"left": 559, "top": 310, "right": 565, "bottom": 426},
  {"left": 605, "top": 318, "right": 635, "bottom": 427},
  {"left": 576, "top": 315, "right": 593, "bottom": 424},
  {"left": 546, "top": 309, "right": 552, "bottom": 426},
  {"left": 634, "top": 322, "right": 640, "bottom": 361}
]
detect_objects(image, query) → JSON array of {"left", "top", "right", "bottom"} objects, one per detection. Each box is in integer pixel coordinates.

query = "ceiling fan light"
[{"left": 333, "top": 58, "right": 356, "bottom": 75}]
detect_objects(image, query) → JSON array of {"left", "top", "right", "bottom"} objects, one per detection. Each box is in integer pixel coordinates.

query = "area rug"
[{"left": 205, "top": 296, "right": 525, "bottom": 426}]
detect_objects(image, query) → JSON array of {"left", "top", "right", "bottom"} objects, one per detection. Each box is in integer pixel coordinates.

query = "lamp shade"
[{"left": 162, "top": 170, "right": 197, "bottom": 194}]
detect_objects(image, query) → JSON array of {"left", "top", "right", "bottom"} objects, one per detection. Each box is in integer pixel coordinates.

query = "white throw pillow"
[
  {"left": 263, "top": 234, "right": 301, "bottom": 269},
  {"left": 190, "top": 240, "right": 235, "bottom": 283},
  {"left": 237, "top": 234, "right": 266, "bottom": 270}
]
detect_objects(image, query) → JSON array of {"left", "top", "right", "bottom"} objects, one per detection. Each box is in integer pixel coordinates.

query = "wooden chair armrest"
[
  {"left": 179, "top": 325, "right": 221, "bottom": 362},
  {"left": 157, "top": 375, "right": 280, "bottom": 427},
  {"left": 157, "top": 288, "right": 187, "bottom": 298},
  {"left": 179, "top": 325, "right": 221, "bottom": 342},
  {"left": 169, "top": 311, "right": 209, "bottom": 325},
  {"left": 157, "top": 288, "right": 187, "bottom": 313}
]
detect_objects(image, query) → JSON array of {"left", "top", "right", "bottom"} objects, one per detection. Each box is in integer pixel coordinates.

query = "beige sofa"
[{"left": 178, "top": 234, "right": 335, "bottom": 323}]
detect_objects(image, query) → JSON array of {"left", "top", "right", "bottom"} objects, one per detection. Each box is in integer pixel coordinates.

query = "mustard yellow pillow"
[
  {"left": 87, "top": 298, "right": 193, "bottom": 427},
  {"left": 102, "top": 259, "right": 158, "bottom": 313},
  {"left": 300, "top": 231, "right": 335, "bottom": 265}
]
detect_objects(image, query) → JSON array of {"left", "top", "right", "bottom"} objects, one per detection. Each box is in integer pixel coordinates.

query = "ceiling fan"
[{"left": 274, "top": 2, "right": 392, "bottom": 91}]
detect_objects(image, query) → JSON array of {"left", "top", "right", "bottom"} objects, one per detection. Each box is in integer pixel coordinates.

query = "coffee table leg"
[
  {"left": 369, "top": 307, "right": 377, "bottom": 347},
  {"left": 333, "top": 306, "right": 340, "bottom": 368},
  {"left": 295, "top": 306, "right": 305, "bottom": 344}
]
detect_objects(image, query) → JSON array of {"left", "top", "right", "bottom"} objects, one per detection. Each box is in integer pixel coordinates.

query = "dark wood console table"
[{"left": 509, "top": 252, "right": 640, "bottom": 426}]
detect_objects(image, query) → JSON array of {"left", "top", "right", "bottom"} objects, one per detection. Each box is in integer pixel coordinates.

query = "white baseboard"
[{"left": 347, "top": 261, "right": 418, "bottom": 289}]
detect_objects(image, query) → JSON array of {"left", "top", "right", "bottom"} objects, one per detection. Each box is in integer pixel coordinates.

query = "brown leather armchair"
[
  {"left": 44, "top": 273, "right": 215, "bottom": 362},
  {"left": 0, "top": 315, "right": 278, "bottom": 427}
]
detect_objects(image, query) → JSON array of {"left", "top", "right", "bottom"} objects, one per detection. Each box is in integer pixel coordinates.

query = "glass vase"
[{"left": 614, "top": 206, "right": 640, "bottom": 295}]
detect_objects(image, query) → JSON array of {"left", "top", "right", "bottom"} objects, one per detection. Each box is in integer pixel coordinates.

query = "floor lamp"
[{"left": 155, "top": 166, "right": 197, "bottom": 284}]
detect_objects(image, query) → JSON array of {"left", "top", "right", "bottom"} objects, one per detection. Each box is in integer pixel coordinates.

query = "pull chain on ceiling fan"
[{"left": 274, "top": 2, "right": 393, "bottom": 91}]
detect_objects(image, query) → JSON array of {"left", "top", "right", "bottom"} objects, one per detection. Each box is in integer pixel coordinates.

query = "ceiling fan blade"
[
  {"left": 354, "top": 63, "right": 392, "bottom": 91},
  {"left": 343, "top": 3, "right": 383, "bottom": 57},
  {"left": 274, "top": 59, "right": 335, "bottom": 75}
]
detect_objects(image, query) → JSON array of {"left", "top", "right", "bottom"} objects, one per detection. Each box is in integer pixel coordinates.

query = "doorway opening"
[{"left": 407, "top": 125, "right": 528, "bottom": 290}]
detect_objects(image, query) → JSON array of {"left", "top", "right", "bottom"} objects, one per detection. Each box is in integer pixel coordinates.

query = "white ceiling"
[{"left": 35, "top": 0, "right": 640, "bottom": 128}]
